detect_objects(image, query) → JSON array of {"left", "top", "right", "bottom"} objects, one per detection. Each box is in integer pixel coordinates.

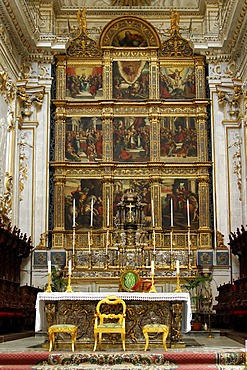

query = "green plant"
[
  {"left": 45, "top": 265, "right": 67, "bottom": 292},
  {"left": 183, "top": 273, "right": 212, "bottom": 322}
]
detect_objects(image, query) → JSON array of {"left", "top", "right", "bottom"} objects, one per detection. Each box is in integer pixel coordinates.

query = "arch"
[{"left": 99, "top": 16, "right": 161, "bottom": 48}]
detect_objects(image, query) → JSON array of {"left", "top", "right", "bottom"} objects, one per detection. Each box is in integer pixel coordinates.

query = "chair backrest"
[{"left": 95, "top": 295, "right": 126, "bottom": 323}]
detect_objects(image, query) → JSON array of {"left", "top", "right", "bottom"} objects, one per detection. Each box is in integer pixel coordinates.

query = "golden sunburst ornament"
[{"left": 112, "top": 0, "right": 151, "bottom": 5}]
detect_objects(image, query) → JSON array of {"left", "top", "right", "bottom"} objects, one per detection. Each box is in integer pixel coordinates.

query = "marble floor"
[{"left": 0, "top": 330, "right": 245, "bottom": 354}]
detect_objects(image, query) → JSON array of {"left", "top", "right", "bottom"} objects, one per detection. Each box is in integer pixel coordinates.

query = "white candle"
[
  {"left": 171, "top": 197, "right": 173, "bottom": 227},
  {"left": 187, "top": 199, "right": 190, "bottom": 227},
  {"left": 151, "top": 199, "right": 155, "bottom": 227},
  {"left": 88, "top": 231, "right": 91, "bottom": 253},
  {"left": 151, "top": 260, "right": 155, "bottom": 274},
  {"left": 73, "top": 198, "right": 76, "bottom": 227},
  {"left": 107, "top": 197, "right": 109, "bottom": 227},
  {"left": 68, "top": 259, "right": 72, "bottom": 274},
  {"left": 176, "top": 260, "right": 180, "bottom": 274},
  {"left": 245, "top": 339, "right": 247, "bottom": 351},
  {"left": 90, "top": 197, "right": 94, "bottom": 227},
  {"left": 72, "top": 228, "right": 75, "bottom": 255},
  {"left": 48, "top": 260, "right": 51, "bottom": 274}
]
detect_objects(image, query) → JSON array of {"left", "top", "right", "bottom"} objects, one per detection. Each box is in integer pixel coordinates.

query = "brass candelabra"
[{"left": 45, "top": 272, "right": 52, "bottom": 292}]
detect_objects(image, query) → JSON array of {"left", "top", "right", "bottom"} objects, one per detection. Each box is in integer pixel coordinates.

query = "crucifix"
[{"left": 126, "top": 202, "right": 135, "bottom": 223}]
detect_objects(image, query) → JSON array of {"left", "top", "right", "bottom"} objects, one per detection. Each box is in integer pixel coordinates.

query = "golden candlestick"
[
  {"left": 149, "top": 273, "right": 157, "bottom": 293},
  {"left": 66, "top": 272, "right": 73, "bottom": 292},
  {"left": 45, "top": 273, "right": 52, "bottom": 292},
  {"left": 174, "top": 272, "right": 182, "bottom": 292}
]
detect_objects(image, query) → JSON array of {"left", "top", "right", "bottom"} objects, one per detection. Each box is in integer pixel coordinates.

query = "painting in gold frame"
[
  {"left": 161, "top": 179, "right": 199, "bottom": 230},
  {"left": 159, "top": 66, "right": 195, "bottom": 100},
  {"left": 65, "top": 179, "right": 103, "bottom": 230},
  {"left": 66, "top": 64, "right": 103, "bottom": 100},
  {"left": 112, "top": 61, "right": 149, "bottom": 100},
  {"left": 65, "top": 117, "right": 103, "bottom": 163},
  {"left": 113, "top": 117, "right": 150, "bottom": 162},
  {"left": 160, "top": 117, "right": 197, "bottom": 160}
]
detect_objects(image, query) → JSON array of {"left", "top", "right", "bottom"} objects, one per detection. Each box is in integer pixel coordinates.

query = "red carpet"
[{"left": 0, "top": 351, "right": 245, "bottom": 369}]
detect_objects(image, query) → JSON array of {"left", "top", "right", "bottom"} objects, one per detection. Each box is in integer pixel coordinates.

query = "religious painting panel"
[
  {"left": 160, "top": 117, "right": 197, "bottom": 160},
  {"left": 65, "top": 179, "right": 103, "bottom": 230},
  {"left": 113, "top": 117, "right": 150, "bottom": 162},
  {"left": 65, "top": 117, "right": 102, "bottom": 162},
  {"left": 112, "top": 29, "right": 148, "bottom": 47},
  {"left": 159, "top": 65, "right": 195, "bottom": 100},
  {"left": 161, "top": 178, "right": 199, "bottom": 230},
  {"left": 112, "top": 61, "right": 149, "bottom": 100},
  {"left": 113, "top": 179, "right": 151, "bottom": 225},
  {"left": 66, "top": 63, "right": 103, "bottom": 100}
]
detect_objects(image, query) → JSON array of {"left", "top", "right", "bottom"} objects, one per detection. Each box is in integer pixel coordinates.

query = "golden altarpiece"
[{"left": 44, "top": 9, "right": 211, "bottom": 347}]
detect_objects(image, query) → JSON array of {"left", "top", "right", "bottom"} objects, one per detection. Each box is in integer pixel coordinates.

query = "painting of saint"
[
  {"left": 112, "top": 30, "right": 147, "bottom": 47},
  {"left": 65, "top": 117, "right": 103, "bottom": 163},
  {"left": 159, "top": 66, "right": 195, "bottom": 99},
  {"left": 160, "top": 117, "right": 197, "bottom": 160},
  {"left": 65, "top": 179, "right": 103, "bottom": 230},
  {"left": 161, "top": 179, "right": 199, "bottom": 230},
  {"left": 66, "top": 65, "right": 103, "bottom": 99},
  {"left": 113, "top": 117, "right": 150, "bottom": 162},
  {"left": 113, "top": 61, "right": 149, "bottom": 100}
]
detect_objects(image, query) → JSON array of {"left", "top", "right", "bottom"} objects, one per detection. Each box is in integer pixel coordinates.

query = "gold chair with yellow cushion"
[
  {"left": 142, "top": 324, "right": 169, "bottom": 351},
  {"left": 93, "top": 295, "right": 126, "bottom": 351},
  {"left": 48, "top": 324, "right": 78, "bottom": 352}
]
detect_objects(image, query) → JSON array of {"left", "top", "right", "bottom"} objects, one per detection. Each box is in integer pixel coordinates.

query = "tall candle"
[
  {"left": 72, "top": 198, "right": 76, "bottom": 227},
  {"left": 151, "top": 260, "right": 155, "bottom": 274},
  {"left": 88, "top": 231, "right": 91, "bottom": 253},
  {"left": 151, "top": 199, "right": 155, "bottom": 227},
  {"left": 187, "top": 199, "right": 190, "bottom": 227},
  {"left": 188, "top": 230, "right": 191, "bottom": 255},
  {"left": 90, "top": 197, "right": 94, "bottom": 227},
  {"left": 107, "top": 197, "right": 109, "bottom": 227},
  {"left": 72, "top": 228, "right": 75, "bottom": 255},
  {"left": 68, "top": 259, "right": 72, "bottom": 274},
  {"left": 48, "top": 260, "right": 51, "bottom": 274},
  {"left": 171, "top": 197, "right": 173, "bottom": 227},
  {"left": 176, "top": 260, "right": 180, "bottom": 274}
]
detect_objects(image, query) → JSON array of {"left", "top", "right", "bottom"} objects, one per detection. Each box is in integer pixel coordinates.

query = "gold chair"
[
  {"left": 142, "top": 324, "right": 169, "bottom": 351},
  {"left": 48, "top": 324, "right": 78, "bottom": 352},
  {"left": 93, "top": 295, "right": 126, "bottom": 351}
]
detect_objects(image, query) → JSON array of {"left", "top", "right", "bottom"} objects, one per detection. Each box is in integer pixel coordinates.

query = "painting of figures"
[
  {"left": 65, "top": 179, "right": 103, "bottom": 230},
  {"left": 159, "top": 66, "right": 195, "bottom": 99},
  {"left": 113, "top": 117, "right": 150, "bottom": 162},
  {"left": 160, "top": 117, "right": 197, "bottom": 160},
  {"left": 112, "top": 30, "right": 148, "bottom": 47},
  {"left": 65, "top": 117, "right": 102, "bottom": 162},
  {"left": 113, "top": 61, "right": 149, "bottom": 100},
  {"left": 66, "top": 65, "right": 103, "bottom": 99},
  {"left": 113, "top": 179, "right": 151, "bottom": 225},
  {"left": 161, "top": 179, "right": 199, "bottom": 230}
]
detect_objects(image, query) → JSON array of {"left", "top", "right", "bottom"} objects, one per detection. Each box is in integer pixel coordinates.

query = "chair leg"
[
  {"left": 98, "top": 332, "right": 102, "bottom": 349},
  {"left": 48, "top": 332, "right": 53, "bottom": 352},
  {"left": 143, "top": 331, "right": 149, "bottom": 351},
  {"left": 162, "top": 332, "right": 168, "bottom": 351},
  {"left": 93, "top": 332, "right": 98, "bottom": 351},
  {"left": 121, "top": 332, "right": 126, "bottom": 351}
]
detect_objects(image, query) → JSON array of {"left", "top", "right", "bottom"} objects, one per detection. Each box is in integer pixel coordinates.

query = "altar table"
[{"left": 35, "top": 292, "right": 191, "bottom": 347}]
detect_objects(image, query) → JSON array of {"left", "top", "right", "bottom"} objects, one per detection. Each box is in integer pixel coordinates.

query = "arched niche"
[{"left": 99, "top": 16, "right": 160, "bottom": 48}]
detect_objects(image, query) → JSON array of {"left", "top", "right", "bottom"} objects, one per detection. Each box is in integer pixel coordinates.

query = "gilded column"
[
  {"left": 55, "top": 109, "right": 66, "bottom": 162},
  {"left": 56, "top": 56, "right": 67, "bottom": 100},
  {"left": 149, "top": 113, "right": 160, "bottom": 162}
]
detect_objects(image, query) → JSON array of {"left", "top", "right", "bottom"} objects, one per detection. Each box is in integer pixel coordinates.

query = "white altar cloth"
[{"left": 35, "top": 291, "right": 191, "bottom": 333}]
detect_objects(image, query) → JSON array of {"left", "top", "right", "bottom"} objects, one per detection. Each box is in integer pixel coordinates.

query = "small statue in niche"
[{"left": 170, "top": 8, "right": 180, "bottom": 32}]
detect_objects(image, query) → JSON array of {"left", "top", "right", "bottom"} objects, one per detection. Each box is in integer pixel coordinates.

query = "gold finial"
[
  {"left": 77, "top": 7, "right": 87, "bottom": 33},
  {"left": 170, "top": 8, "right": 180, "bottom": 33}
]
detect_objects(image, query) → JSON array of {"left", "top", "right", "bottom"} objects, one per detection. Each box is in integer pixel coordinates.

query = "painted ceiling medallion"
[{"left": 112, "top": 0, "right": 151, "bottom": 5}]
